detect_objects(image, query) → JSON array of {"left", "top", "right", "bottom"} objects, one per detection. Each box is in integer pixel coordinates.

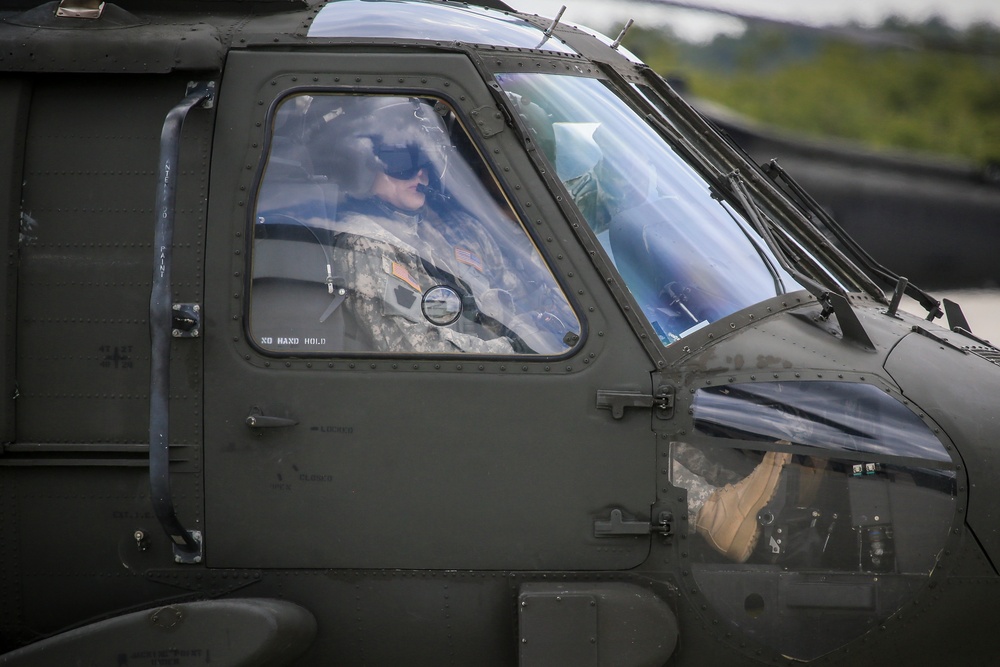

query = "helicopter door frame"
[{"left": 201, "top": 47, "right": 660, "bottom": 571}]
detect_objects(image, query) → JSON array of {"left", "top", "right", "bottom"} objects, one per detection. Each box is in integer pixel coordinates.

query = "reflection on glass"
[
  {"left": 632, "top": 82, "right": 859, "bottom": 298},
  {"left": 692, "top": 381, "right": 952, "bottom": 462},
  {"left": 495, "top": 72, "right": 806, "bottom": 345},
  {"left": 250, "top": 93, "right": 580, "bottom": 356},
  {"left": 309, "top": 0, "right": 576, "bottom": 54}
]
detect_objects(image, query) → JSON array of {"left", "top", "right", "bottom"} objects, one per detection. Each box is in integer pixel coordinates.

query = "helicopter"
[{"left": 1, "top": 0, "right": 998, "bottom": 665}]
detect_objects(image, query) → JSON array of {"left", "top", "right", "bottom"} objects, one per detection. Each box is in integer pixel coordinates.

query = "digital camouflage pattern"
[{"left": 334, "top": 198, "right": 519, "bottom": 354}]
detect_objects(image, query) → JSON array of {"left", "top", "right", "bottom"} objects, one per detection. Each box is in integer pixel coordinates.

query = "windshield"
[{"left": 495, "top": 72, "right": 808, "bottom": 345}]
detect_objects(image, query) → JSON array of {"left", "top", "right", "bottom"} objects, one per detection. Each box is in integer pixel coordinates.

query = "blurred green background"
[{"left": 624, "top": 17, "right": 1000, "bottom": 166}]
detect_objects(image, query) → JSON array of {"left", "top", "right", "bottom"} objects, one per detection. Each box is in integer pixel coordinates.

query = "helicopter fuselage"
[{"left": 1, "top": 1, "right": 998, "bottom": 666}]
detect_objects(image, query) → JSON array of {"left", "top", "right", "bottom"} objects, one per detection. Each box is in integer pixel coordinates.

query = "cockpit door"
[{"left": 202, "top": 49, "right": 657, "bottom": 570}]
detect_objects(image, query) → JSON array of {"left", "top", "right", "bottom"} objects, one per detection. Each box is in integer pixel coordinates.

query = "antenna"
[
  {"left": 611, "top": 19, "right": 635, "bottom": 50},
  {"left": 544, "top": 5, "right": 566, "bottom": 38}
]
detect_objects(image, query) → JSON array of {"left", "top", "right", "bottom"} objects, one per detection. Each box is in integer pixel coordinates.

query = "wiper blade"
[
  {"left": 724, "top": 170, "right": 787, "bottom": 295},
  {"left": 637, "top": 70, "right": 885, "bottom": 305},
  {"left": 726, "top": 169, "right": 831, "bottom": 303},
  {"left": 763, "top": 159, "right": 943, "bottom": 320}
]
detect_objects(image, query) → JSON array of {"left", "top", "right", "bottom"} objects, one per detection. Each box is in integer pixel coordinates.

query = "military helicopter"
[{"left": 1, "top": 0, "right": 998, "bottom": 665}]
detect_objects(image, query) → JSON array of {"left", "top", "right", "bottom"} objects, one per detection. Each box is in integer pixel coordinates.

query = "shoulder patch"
[
  {"left": 394, "top": 284, "right": 418, "bottom": 309},
  {"left": 454, "top": 246, "right": 484, "bottom": 273},
  {"left": 390, "top": 261, "right": 421, "bottom": 293}
]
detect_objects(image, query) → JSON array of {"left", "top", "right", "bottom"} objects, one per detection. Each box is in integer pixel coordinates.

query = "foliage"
[{"left": 624, "top": 19, "right": 1000, "bottom": 165}]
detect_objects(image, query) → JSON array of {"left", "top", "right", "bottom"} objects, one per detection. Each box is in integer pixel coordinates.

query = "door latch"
[
  {"left": 594, "top": 508, "right": 673, "bottom": 537},
  {"left": 246, "top": 406, "right": 298, "bottom": 429},
  {"left": 596, "top": 385, "right": 673, "bottom": 420}
]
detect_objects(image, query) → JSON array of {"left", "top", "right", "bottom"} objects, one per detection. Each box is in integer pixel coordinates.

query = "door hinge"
[
  {"left": 594, "top": 508, "right": 673, "bottom": 538},
  {"left": 596, "top": 385, "right": 673, "bottom": 420},
  {"left": 470, "top": 104, "right": 506, "bottom": 138}
]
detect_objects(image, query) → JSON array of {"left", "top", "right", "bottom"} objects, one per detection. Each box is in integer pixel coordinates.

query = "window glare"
[
  {"left": 497, "top": 72, "right": 806, "bottom": 345},
  {"left": 250, "top": 93, "right": 581, "bottom": 356}
]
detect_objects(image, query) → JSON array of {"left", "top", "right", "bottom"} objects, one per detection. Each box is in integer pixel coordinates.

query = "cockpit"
[{"left": 242, "top": 6, "right": 962, "bottom": 660}]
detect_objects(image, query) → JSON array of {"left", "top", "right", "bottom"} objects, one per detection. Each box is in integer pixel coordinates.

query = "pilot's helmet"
[{"left": 314, "top": 96, "right": 448, "bottom": 198}]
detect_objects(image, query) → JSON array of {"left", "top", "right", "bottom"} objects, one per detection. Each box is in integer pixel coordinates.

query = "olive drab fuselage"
[{"left": 1, "top": 1, "right": 999, "bottom": 666}]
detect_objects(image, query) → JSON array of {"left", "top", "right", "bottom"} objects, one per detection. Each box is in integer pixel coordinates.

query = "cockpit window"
[
  {"left": 670, "top": 381, "right": 956, "bottom": 660},
  {"left": 692, "top": 381, "right": 952, "bottom": 463},
  {"left": 496, "top": 72, "right": 818, "bottom": 345},
  {"left": 309, "top": 0, "right": 577, "bottom": 54},
  {"left": 249, "top": 93, "right": 580, "bottom": 356}
]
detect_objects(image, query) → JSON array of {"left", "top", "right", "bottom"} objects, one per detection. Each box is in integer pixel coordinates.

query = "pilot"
[{"left": 330, "top": 98, "right": 523, "bottom": 354}]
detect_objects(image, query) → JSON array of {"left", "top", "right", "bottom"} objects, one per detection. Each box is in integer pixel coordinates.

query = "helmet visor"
[{"left": 375, "top": 142, "right": 434, "bottom": 180}]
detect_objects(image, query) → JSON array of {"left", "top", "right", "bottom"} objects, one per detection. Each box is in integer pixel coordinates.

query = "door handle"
[
  {"left": 246, "top": 407, "right": 298, "bottom": 429},
  {"left": 596, "top": 386, "right": 674, "bottom": 420}
]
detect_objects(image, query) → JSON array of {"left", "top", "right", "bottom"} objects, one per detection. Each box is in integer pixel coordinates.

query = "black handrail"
[{"left": 149, "top": 82, "right": 212, "bottom": 563}]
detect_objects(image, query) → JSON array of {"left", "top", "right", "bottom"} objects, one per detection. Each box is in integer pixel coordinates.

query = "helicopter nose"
[{"left": 884, "top": 328, "right": 1000, "bottom": 571}]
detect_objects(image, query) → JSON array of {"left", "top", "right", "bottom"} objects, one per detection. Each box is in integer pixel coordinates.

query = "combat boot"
[{"left": 695, "top": 450, "right": 792, "bottom": 562}]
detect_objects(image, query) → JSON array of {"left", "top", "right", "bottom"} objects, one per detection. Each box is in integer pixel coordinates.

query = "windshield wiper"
[
  {"left": 634, "top": 77, "right": 874, "bottom": 307},
  {"left": 763, "top": 159, "right": 942, "bottom": 320},
  {"left": 726, "top": 169, "right": 832, "bottom": 303},
  {"left": 713, "top": 177, "right": 787, "bottom": 296}
]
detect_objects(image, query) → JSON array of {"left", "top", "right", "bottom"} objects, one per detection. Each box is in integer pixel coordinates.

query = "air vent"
[{"left": 968, "top": 346, "right": 1000, "bottom": 366}]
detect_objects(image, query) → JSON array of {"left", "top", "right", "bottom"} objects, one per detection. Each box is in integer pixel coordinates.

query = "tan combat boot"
[{"left": 695, "top": 450, "right": 792, "bottom": 562}]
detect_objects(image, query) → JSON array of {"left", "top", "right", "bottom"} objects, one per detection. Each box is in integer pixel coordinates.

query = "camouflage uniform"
[
  {"left": 334, "top": 198, "right": 517, "bottom": 354},
  {"left": 562, "top": 155, "right": 648, "bottom": 235}
]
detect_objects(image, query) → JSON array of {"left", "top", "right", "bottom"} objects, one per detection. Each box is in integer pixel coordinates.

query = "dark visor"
[{"left": 375, "top": 143, "right": 432, "bottom": 180}]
